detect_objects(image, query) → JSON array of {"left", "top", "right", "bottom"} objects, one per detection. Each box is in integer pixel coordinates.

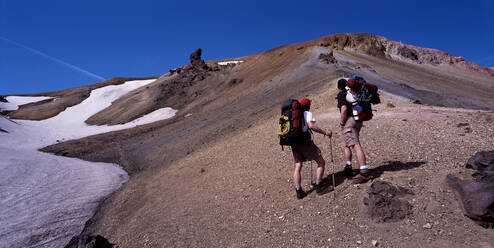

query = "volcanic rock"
[
  {"left": 319, "top": 51, "right": 337, "bottom": 64},
  {"left": 466, "top": 150, "right": 494, "bottom": 174},
  {"left": 64, "top": 234, "right": 113, "bottom": 248},
  {"left": 422, "top": 53, "right": 440, "bottom": 65},
  {"left": 447, "top": 173, "right": 494, "bottom": 228},
  {"left": 397, "top": 46, "right": 419, "bottom": 62},
  {"left": 363, "top": 181, "right": 413, "bottom": 222},
  {"left": 190, "top": 48, "right": 209, "bottom": 70},
  {"left": 447, "top": 151, "right": 494, "bottom": 228}
]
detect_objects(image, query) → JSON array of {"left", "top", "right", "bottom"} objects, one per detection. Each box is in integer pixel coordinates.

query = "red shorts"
[{"left": 291, "top": 140, "right": 322, "bottom": 163}]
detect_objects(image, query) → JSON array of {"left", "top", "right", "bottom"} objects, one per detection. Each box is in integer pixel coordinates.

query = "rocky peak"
[
  {"left": 189, "top": 48, "right": 209, "bottom": 70},
  {"left": 316, "top": 33, "right": 493, "bottom": 77}
]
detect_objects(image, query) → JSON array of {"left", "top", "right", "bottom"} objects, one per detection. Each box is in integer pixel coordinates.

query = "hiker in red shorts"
[{"left": 292, "top": 98, "right": 333, "bottom": 199}]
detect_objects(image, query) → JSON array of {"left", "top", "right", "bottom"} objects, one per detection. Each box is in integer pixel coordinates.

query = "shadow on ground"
[
  {"left": 317, "top": 160, "right": 427, "bottom": 196},
  {"left": 369, "top": 160, "right": 428, "bottom": 178}
]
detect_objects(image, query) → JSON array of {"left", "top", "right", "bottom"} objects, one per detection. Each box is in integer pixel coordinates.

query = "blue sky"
[{"left": 1, "top": 0, "right": 493, "bottom": 94}]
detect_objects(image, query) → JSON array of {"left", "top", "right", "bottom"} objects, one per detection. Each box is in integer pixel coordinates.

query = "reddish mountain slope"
[{"left": 3, "top": 33, "right": 494, "bottom": 247}]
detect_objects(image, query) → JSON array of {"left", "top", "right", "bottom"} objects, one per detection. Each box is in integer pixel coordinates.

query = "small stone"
[
  {"left": 300, "top": 206, "right": 303, "bottom": 209},
  {"left": 423, "top": 223, "right": 432, "bottom": 229},
  {"left": 327, "top": 238, "right": 331, "bottom": 242},
  {"left": 317, "top": 211, "right": 321, "bottom": 215},
  {"left": 372, "top": 240, "right": 378, "bottom": 246},
  {"left": 357, "top": 240, "right": 362, "bottom": 244}
]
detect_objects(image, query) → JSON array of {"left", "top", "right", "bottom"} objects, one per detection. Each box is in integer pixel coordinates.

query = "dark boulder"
[
  {"left": 447, "top": 151, "right": 494, "bottom": 228},
  {"left": 64, "top": 235, "right": 113, "bottom": 248},
  {"left": 466, "top": 150, "right": 494, "bottom": 174},
  {"left": 363, "top": 181, "right": 413, "bottom": 222},
  {"left": 319, "top": 51, "right": 337, "bottom": 64},
  {"left": 447, "top": 174, "right": 494, "bottom": 228},
  {"left": 0, "top": 96, "right": 7, "bottom": 102}
]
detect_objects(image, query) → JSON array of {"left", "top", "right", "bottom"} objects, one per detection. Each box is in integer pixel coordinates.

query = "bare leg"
[
  {"left": 343, "top": 141, "right": 352, "bottom": 164},
  {"left": 314, "top": 156, "right": 326, "bottom": 181},
  {"left": 293, "top": 162, "right": 303, "bottom": 187},
  {"left": 352, "top": 143, "right": 371, "bottom": 184},
  {"left": 353, "top": 144, "right": 367, "bottom": 168}
]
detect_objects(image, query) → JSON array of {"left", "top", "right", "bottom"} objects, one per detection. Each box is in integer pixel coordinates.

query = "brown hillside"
[
  {"left": 84, "top": 84, "right": 494, "bottom": 247},
  {"left": 30, "top": 33, "right": 494, "bottom": 247}
]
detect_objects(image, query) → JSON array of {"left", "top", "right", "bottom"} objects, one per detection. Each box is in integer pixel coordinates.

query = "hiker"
[
  {"left": 337, "top": 78, "right": 372, "bottom": 184},
  {"left": 291, "top": 98, "right": 333, "bottom": 199}
]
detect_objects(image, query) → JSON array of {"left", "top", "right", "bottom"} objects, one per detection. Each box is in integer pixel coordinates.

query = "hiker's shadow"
[
  {"left": 368, "top": 160, "right": 427, "bottom": 179},
  {"left": 310, "top": 160, "right": 427, "bottom": 195},
  {"left": 306, "top": 170, "right": 347, "bottom": 195}
]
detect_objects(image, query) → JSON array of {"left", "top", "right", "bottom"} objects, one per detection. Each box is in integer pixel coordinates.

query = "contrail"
[{"left": 0, "top": 36, "right": 105, "bottom": 81}]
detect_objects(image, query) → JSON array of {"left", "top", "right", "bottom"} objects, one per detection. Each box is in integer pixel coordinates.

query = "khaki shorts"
[
  {"left": 342, "top": 117, "right": 363, "bottom": 147},
  {"left": 291, "top": 140, "right": 322, "bottom": 163}
]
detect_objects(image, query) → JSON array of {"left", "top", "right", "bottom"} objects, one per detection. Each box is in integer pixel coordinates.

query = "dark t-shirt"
[{"left": 337, "top": 90, "right": 353, "bottom": 117}]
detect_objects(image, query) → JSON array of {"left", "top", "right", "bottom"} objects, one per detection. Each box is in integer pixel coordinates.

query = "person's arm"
[
  {"left": 308, "top": 121, "right": 332, "bottom": 137},
  {"left": 340, "top": 105, "right": 348, "bottom": 127}
]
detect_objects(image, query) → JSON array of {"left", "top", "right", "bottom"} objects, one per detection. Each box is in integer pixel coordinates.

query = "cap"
[{"left": 300, "top": 98, "right": 312, "bottom": 108}]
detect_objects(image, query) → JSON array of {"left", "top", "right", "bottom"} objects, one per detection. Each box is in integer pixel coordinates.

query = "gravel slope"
[{"left": 83, "top": 86, "right": 494, "bottom": 247}]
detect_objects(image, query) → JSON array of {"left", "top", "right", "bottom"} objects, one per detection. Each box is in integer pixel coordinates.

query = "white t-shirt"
[{"left": 302, "top": 111, "right": 315, "bottom": 132}]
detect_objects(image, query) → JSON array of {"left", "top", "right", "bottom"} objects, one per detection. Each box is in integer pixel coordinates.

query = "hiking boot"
[
  {"left": 296, "top": 188, "right": 307, "bottom": 199},
  {"left": 353, "top": 171, "right": 372, "bottom": 184},
  {"left": 314, "top": 183, "right": 334, "bottom": 195},
  {"left": 343, "top": 165, "right": 354, "bottom": 178}
]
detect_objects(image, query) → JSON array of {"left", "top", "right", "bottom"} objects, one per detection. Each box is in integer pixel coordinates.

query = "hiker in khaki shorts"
[{"left": 336, "top": 79, "right": 371, "bottom": 184}]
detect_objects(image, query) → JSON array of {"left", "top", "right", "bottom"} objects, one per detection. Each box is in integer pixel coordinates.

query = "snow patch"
[
  {"left": 218, "top": 60, "right": 244, "bottom": 65},
  {"left": 0, "top": 79, "right": 178, "bottom": 247},
  {"left": 0, "top": 115, "right": 19, "bottom": 133},
  {"left": 129, "top": 107, "right": 177, "bottom": 125},
  {"left": 0, "top": 96, "right": 53, "bottom": 111}
]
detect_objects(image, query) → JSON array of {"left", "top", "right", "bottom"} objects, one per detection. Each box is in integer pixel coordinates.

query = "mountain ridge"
[{"left": 2, "top": 33, "right": 494, "bottom": 247}]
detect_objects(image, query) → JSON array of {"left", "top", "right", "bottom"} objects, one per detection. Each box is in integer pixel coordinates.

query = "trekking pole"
[
  {"left": 310, "top": 161, "right": 314, "bottom": 185},
  {"left": 329, "top": 136, "right": 336, "bottom": 200}
]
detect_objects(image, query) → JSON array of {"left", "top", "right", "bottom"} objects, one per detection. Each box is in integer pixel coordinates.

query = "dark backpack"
[
  {"left": 346, "top": 76, "right": 380, "bottom": 121},
  {"left": 278, "top": 99, "right": 311, "bottom": 149}
]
